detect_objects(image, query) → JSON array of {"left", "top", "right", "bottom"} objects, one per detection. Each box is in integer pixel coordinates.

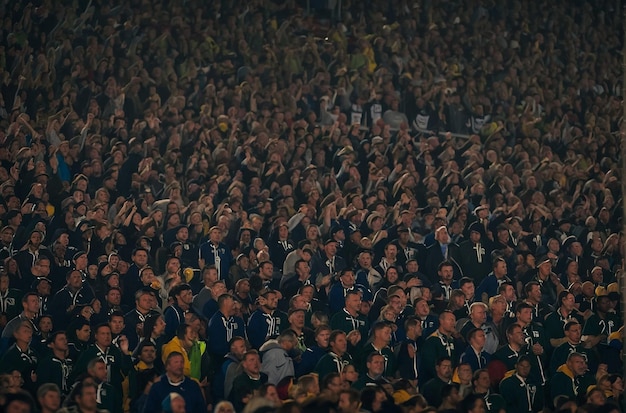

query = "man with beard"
[{"left": 247, "top": 288, "right": 288, "bottom": 350}]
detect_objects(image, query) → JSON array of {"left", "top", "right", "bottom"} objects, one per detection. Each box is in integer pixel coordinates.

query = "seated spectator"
[{"left": 143, "top": 352, "right": 205, "bottom": 413}]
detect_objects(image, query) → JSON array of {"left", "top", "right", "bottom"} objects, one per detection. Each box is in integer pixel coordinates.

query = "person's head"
[
  {"left": 165, "top": 351, "right": 185, "bottom": 378},
  {"left": 506, "top": 323, "right": 525, "bottom": 347},
  {"left": 524, "top": 281, "right": 541, "bottom": 303},
  {"left": 136, "top": 340, "right": 158, "bottom": 365},
  {"left": 22, "top": 292, "right": 40, "bottom": 315},
  {"left": 438, "top": 310, "right": 456, "bottom": 335},
  {"left": 258, "top": 289, "right": 279, "bottom": 312},
  {"left": 459, "top": 277, "right": 475, "bottom": 299},
  {"left": 74, "top": 319, "right": 91, "bottom": 342},
  {"left": 457, "top": 362, "right": 473, "bottom": 384},
  {"left": 339, "top": 268, "right": 355, "bottom": 287},
  {"left": 47, "top": 330, "right": 68, "bottom": 353},
  {"left": 322, "top": 372, "right": 342, "bottom": 394},
  {"left": 515, "top": 302, "right": 533, "bottom": 325},
  {"left": 566, "top": 352, "right": 588, "bottom": 376},
  {"left": 338, "top": 389, "right": 361, "bottom": 413},
  {"left": 492, "top": 257, "right": 507, "bottom": 278},
  {"left": 515, "top": 355, "right": 532, "bottom": 378},
  {"left": 596, "top": 295, "right": 612, "bottom": 314},
  {"left": 472, "top": 369, "right": 491, "bottom": 393},
  {"left": 435, "top": 357, "right": 453, "bottom": 380},
  {"left": 13, "top": 321, "right": 33, "bottom": 346},
  {"left": 277, "top": 330, "right": 298, "bottom": 351},
  {"left": 469, "top": 302, "right": 487, "bottom": 325},
  {"left": 3, "top": 391, "right": 35, "bottom": 413},
  {"left": 586, "top": 387, "right": 606, "bottom": 406},
  {"left": 87, "top": 358, "right": 108, "bottom": 382},
  {"left": 241, "top": 350, "right": 261, "bottom": 375},
  {"left": 564, "top": 321, "right": 582, "bottom": 344},
  {"left": 441, "top": 383, "right": 461, "bottom": 405},
  {"left": 468, "top": 328, "right": 486, "bottom": 350},
  {"left": 93, "top": 323, "right": 112, "bottom": 348},
  {"left": 37, "top": 383, "right": 61, "bottom": 412},
  {"left": 229, "top": 336, "right": 248, "bottom": 359},
  {"left": 341, "top": 364, "right": 359, "bottom": 386},
  {"left": 438, "top": 261, "right": 454, "bottom": 282},
  {"left": 366, "top": 353, "right": 385, "bottom": 378},
  {"left": 218, "top": 293, "right": 235, "bottom": 316},
  {"left": 314, "top": 325, "right": 331, "bottom": 349},
  {"left": 370, "top": 321, "right": 392, "bottom": 345},
  {"left": 344, "top": 290, "right": 361, "bottom": 313},
  {"left": 66, "top": 269, "right": 83, "bottom": 289},
  {"left": 498, "top": 282, "right": 516, "bottom": 302},
  {"left": 329, "top": 330, "right": 348, "bottom": 355},
  {"left": 132, "top": 248, "right": 149, "bottom": 267},
  {"left": 288, "top": 308, "right": 306, "bottom": 330},
  {"left": 171, "top": 284, "right": 193, "bottom": 307},
  {"left": 213, "top": 401, "right": 235, "bottom": 413},
  {"left": 74, "top": 380, "right": 98, "bottom": 412},
  {"left": 557, "top": 291, "right": 576, "bottom": 312}
]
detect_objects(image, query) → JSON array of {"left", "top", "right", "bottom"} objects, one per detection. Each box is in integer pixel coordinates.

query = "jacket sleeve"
[
  {"left": 247, "top": 313, "right": 266, "bottom": 350},
  {"left": 207, "top": 315, "right": 227, "bottom": 356},
  {"left": 163, "top": 307, "right": 180, "bottom": 341}
]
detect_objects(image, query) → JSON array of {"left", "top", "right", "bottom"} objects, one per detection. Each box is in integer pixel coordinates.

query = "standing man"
[
  {"left": 71, "top": 323, "right": 132, "bottom": 396},
  {"left": 499, "top": 356, "right": 542, "bottom": 413},
  {"left": 420, "top": 311, "right": 459, "bottom": 383},
  {"left": 459, "top": 222, "right": 492, "bottom": 285},
  {"left": 199, "top": 226, "right": 233, "bottom": 284},
  {"left": 163, "top": 284, "right": 194, "bottom": 340},
  {"left": 247, "top": 288, "right": 288, "bottom": 350},
  {"left": 144, "top": 351, "right": 206, "bottom": 413}
]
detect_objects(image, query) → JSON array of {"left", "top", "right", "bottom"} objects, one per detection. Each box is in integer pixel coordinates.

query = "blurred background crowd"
[{"left": 0, "top": 0, "right": 624, "bottom": 412}]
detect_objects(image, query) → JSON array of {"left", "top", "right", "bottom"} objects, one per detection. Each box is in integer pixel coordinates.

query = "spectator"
[
  {"left": 247, "top": 288, "right": 288, "bottom": 350},
  {"left": 36, "top": 383, "right": 61, "bottom": 413},
  {"left": 207, "top": 293, "right": 246, "bottom": 360},
  {"left": 229, "top": 350, "right": 268, "bottom": 412},
  {"left": 144, "top": 352, "right": 205, "bottom": 413},
  {"left": 420, "top": 356, "right": 454, "bottom": 408},
  {"left": 260, "top": 329, "right": 297, "bottom": 385}
]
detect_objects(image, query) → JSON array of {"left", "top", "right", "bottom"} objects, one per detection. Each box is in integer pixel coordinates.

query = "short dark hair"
[
  {"left": 524, "top": 281, "right": 540, "bottom": 297},
  {"left": 321, "top": 372, "right": 340, "bottom": 388},
  {"left": 467, "top": 328, "right": 483, "bottom": 343},
  {"left": 329, "top": 330, "right": 347, "bottom": 345},
  {"left": 165, "top": 351, "right": 184, "bottom": 364},
  {"left": 436, "top": 356, "right": 452, "bottom": 366},
  {"left": 366, "top": 352, "right": 385, "bottom": 364},
  {"left": 459, "top": 277, "right": 474, "bottom": 288},
  {"left": 564, "top": 320, "right": 580, "bottom": 332},
  {"left": 438, "top": 260, "right": 454, "bottom": 271},
  {"left": 506, "top": 323, "right": 522, "bottom": 337},
  {"left": 515, "top": 302, "right": 533, "bottom": 313},
  {"left": 176, "top": 323, "right": 190, "bottom": 340}
]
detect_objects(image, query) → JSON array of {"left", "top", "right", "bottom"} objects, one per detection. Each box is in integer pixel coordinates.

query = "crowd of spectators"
[{"left": 0, "top": 0, "right": 624, "bottom": 412}]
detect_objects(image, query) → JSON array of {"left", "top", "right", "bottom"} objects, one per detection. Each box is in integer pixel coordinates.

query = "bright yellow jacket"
[{"left": 162, "top": 337, "right": 191, "bottom": 377}]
